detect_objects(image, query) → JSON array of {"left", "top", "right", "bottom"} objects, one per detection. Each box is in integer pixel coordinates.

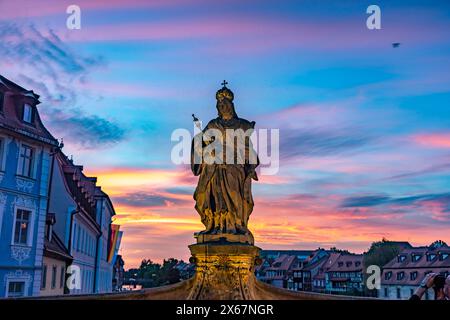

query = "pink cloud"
[
  {"left": 54, "top": 12, "right": 450, "bottom": 54},
  {"left": 412, "top": 133, "right": 450, "bottom": 149},
  {"left": 0, "top": 0, "right": 208, "bottom": 20}
]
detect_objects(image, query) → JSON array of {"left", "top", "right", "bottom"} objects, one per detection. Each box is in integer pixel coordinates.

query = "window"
[
  {"left": 8, "top": 281, "right": 25, "bottom": 298},
  {"left": 410, "top": 271, "right": 418, "bottom": 281},
  {"left": 439, "top": 252, "right": 448, "bottom": 261},
  {"left": 0, "top": 92, "right": 4, "bottom": 110},
  {"left": 426, "top": 254, "right": 436, "bottom": 262},
  {"left": 41, "top": 265, "right": 47, "bottom": 289},
  {"left": 22, "top": 103, "right": 33, "bottom": 123},
  {"left": 346, "top": 262, "right": 352, "bottom": 267},
  {"left": 385, "top": 271, "right": 392, "bottom": 280},
  {"left": 397, "top": 272, "right": 405, "bottom": 280},
  {"left": 51, "top": 266, "right": 57, "bottom": 289},
  {"left": 396, "top": 287, "right": 401, "bottom": 299},
  {"left": 13, "top": 209, "right": 31, "bottom": 245},
  {"left": 355, "top": 261, "right": 361, "bottom": 267},
  {"left": 398, "top": 255, "right": 406, "bottom": 262},
  {"left": 412, "top": 254, "right": 422, "bottom": 262},
  {"left": 338, "top": 262, "right": 343, "bottom": 267},
  {"left": 18, "top": 144, "right": 34, "bottom": 177},
  {"left": 60, "top": 266, "right": 65, "bottom": 289}
]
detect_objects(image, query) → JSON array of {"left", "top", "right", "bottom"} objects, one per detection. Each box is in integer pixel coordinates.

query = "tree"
[
  {"left": 124, "top": 258, "right": 183, "bottom": 288},
  {"left": 158, "top": 258, "right": 181, "bottom": 285},
  {"left": 329, "top": 247, "right": 351, "bottom": 254},
  {"left": 363, "top": 238, "right": 408, "bottom": 296}
]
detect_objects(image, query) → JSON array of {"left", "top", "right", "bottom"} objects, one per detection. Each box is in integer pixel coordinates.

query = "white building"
[{"left": 48, "top": 150, "right": 119, "bottom": 294}]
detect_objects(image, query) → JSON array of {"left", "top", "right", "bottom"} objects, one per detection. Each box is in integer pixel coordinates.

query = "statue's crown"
[{"left": 216, "top": 81, "right": 234, "bottom": 102}]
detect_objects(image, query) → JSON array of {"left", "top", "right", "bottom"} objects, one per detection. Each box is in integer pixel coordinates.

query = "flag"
[{"left": 107, "top": 224, "right": 120, "bottom": 263}]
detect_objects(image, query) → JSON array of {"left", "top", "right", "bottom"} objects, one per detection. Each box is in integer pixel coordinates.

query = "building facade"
[
  {"left": 293, "top": 248, "right": 330, "bottom": 291},
  {"left": 255, "top": 249, "right": 365, "bottom": 296},
  {"left": 260, "top": 254, "right": 299, "bottom": 288},
  {"left": 0, "top": 75, "right": 59, "bottom": 297},
  {"left": 324, "top": 254, "right": 364, "bottom": 295},
  {"left": 94, "top": 188, "right": 117, "bottom": 293},
  {"left": 48, "top": 149, "right": 121, "bottom": 295},
  {"left": 112, "top": 254, "right": 125, "bottom": 291},
  {"left": 379, "top": 241, "right": 450, "bottom": 300},
  {"left": 0, "top": 75, "right": 122, "bottom": 297},
  {"left": 40, "top": 213, "right": 72, "bottom": 296}
]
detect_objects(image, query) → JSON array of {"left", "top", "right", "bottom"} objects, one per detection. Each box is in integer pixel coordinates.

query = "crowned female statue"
[{"left": 191, "top": 82, "right": 259, "bottom": 244}]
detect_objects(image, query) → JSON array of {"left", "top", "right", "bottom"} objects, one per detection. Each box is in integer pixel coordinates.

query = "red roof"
[
  {"left": 266, "top": 254, "right": 298, "bottom": 271},
  {"left": 327, "top": 254, "right": 363, "bottom": 272},
  {"left": 381, "top": 243, "right": 450, "bottom": 286},
  {"left": 383, "top": 246, "right": 450, "bottom": 270},
  {"left": 0, "top": 75, "right": 58, "bottom": 146},
  {"left": 313, "top": 252, "right": 341, "bottom": 280}
]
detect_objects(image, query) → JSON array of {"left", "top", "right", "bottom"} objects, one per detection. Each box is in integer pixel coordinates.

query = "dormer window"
[
  {"left": 439, "top": 253, "right": 449, "bottom": 261},
  {"left": 23, "top": 103, "right": 33, "bottom": 123},
  {"left": 426, "top": 254, "right": 436, "bottom": 262},
  {"left": 398, "top": 255, "right": 406, "bottom": 263},
  {"left": 397, "top": 271, "right": 405, "bottom": 280},
  {"left": 412, "top": 254, "right": 422, "bottom": 262}
]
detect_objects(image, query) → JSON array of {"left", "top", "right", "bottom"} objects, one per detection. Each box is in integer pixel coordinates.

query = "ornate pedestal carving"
[{"left": 187, "top": 243, "right": 261, "bottom": 300}]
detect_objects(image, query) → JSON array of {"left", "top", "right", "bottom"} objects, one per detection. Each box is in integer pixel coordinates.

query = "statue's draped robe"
[{"left": 191, "top": 117, "right": 259, "bottom": 235}]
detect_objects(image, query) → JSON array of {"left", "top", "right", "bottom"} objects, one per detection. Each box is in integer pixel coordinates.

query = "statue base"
[
  {"left": 194, "top": 232, "right": 254, "bottom": 245},
  {"left": 187, "top": 242, "right": 261, "bottom": 300}
]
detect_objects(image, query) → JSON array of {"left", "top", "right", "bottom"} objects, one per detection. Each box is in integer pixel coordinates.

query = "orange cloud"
[
  {"left": 83, "top": 166, "right": 450, "bottom": 268},
  {"left": 84, "top": 167, "right": 194, "bottom": 194}
]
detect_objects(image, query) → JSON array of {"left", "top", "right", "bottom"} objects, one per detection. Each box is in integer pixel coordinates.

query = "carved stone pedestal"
[{"left": 187, "top": 243, "right": 261, "bottom": 300}]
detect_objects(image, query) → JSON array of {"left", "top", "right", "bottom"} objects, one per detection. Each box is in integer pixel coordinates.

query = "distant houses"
[
  {"left": 0, "top": 75, "right": 123, "bottom": 297},
  {"left": 256, "top": 241, "right": 449, "bottom": 299},
  {"left": 379, "top": 240, "right": 449, "bottom": 300},
  {"left": 257, "top": 249, "right": 365, "bottom": 296}
]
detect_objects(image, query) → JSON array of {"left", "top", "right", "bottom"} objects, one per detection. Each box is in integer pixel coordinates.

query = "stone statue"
[{"left": 191, "top": 81, "right": 259, "bottom": 244}]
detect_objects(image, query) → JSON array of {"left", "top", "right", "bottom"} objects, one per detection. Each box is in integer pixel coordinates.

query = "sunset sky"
[{"left": 1, "top": 0, "right": 449, "bottom": 268}]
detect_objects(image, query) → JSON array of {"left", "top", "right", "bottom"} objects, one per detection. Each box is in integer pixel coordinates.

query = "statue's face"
[{"left": 217, "top": 99, "right": 235, "bottom": 120}]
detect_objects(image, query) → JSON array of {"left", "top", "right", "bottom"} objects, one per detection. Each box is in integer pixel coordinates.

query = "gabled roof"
[
  {"left": 266, "top": 254, "right": 298, "bottom": 271},
  {"left": 312, "top": 253, "right": 341, "bottom": 280},
  {"left": 55, "top": 150, "right": 101, "bottom": 231},
  {"left": 301, "top": 254, "right": 331, "bottom": 271},
  {"left": 0, "top": 74, "right": 58, "bottom": 146},
  {"left": 383, "top": 244, "right": 450, "bottom": 269},
  {"left": 327, "top": 254, "right": 363, "bottom": 272},
  {"left": 94, "top": 186, "right": 116, "bottom": 217},
  {"left": 44, "top": 231, "right": 73, "bottom": 262},
  {"left": 260, "top": 250, "right": 314, "bottom": 260}
]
